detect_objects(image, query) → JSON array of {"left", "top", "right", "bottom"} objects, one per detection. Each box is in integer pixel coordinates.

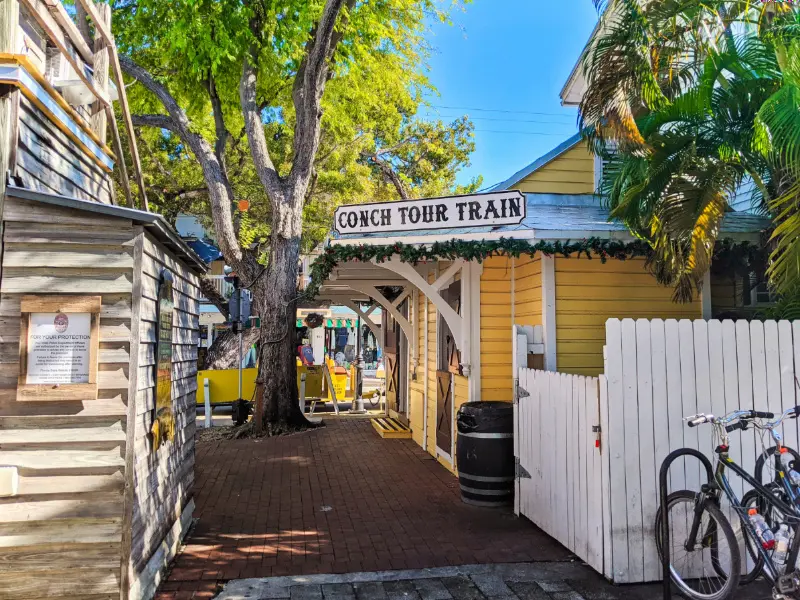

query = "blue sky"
[{"left": 420, "top": 1, "right": 600, "bottom": 190}]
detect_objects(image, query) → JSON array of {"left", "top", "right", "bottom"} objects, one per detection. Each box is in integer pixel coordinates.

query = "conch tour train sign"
[{"left": 334, "top": 191, "right": 526, "bottom": 236}]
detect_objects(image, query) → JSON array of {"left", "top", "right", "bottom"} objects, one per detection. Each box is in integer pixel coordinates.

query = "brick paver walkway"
[{"left": 158, "top": 419, "right": 569, "bottom": 599}]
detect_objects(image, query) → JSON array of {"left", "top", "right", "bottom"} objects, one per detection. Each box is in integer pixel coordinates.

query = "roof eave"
[{"left": 7, "top": 185, "right": 209, "bottom": 273}]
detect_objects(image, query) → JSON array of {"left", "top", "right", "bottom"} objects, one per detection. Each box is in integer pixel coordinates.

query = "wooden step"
[
  {"left": 371, "top": 417, "right": 412, "bottom": 439},
  {"left": 0, "top": 426, "right": 126, "bottom": 450},
  {"left": 0, "top": 450, "right": 124, "bottom": 475}
]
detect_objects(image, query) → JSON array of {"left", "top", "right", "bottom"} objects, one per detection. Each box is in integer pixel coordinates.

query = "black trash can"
[{"left": 456, "top": 401, "right": 514, "bottom": 507}]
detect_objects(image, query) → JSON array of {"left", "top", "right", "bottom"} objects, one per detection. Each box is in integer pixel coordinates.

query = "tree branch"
[
  {"left": 239, "top": 53, "right": 285, "bottom": 204},
  {"left": 287, "top": 0, "right": 357, "bottom": 201},
  {"left": 199, "top": 277, "right": 229, "bottom": 317},
  {"left": 119, "top": 55, "right": 253, "bottom": 276},
  {"left": 369, "top": 154, "right": 409, "bottom": 199},
  {"left": 208, "top": 76, "right": 230, "bottom": 170},
  {"left": 131, "top": 113, "right": 179, "bottom": 132}
]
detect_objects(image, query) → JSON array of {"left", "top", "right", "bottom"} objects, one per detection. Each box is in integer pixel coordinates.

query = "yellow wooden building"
[{"left": 316, "top": 135, "right": 768, "bottom": 475}]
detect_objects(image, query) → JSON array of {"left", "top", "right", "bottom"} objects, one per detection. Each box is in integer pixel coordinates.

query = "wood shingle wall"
[
  {"left": 0, "top": 195, "right": 200, "bottom": 600},
  {"left": 0, "top": 195, "right": 134, "bottom": 599},
  {"left": 128, "top": 234, "right": 199, "bottom": 599}
]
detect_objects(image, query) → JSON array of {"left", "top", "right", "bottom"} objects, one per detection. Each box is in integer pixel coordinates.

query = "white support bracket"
[
  {"left": 380, "top": 258, "right": 465, "bottom": 371},
  {"left": 347, "top": 283, "right": 415, "bottom": 359}
]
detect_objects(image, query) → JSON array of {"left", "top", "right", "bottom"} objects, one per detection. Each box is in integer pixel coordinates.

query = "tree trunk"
[
  {"left": 204, "top": 327, "right": 260, "bottom": 370},
  {"left": 253, "top": 228, "right": 309, "bottom": 432}
]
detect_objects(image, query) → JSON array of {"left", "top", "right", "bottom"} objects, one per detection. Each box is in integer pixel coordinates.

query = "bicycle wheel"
[
  {"left": 655, "top": 490, "right": 741, "bottom": 600},
  {"left": 755, "top": 446, "right": 800, "bottom": 487}
]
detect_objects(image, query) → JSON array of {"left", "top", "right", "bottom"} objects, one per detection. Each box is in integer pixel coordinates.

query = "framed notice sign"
[
  {"left": 151, "top": 270, "right": 175, "bottom": 450},
  {"left": 18, "top": 295, "right": 101, "bottom": 401}
]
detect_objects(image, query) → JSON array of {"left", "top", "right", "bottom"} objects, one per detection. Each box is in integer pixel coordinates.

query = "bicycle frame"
[{"left": 713, "top": 446, "right": 800, "bottom": 583}]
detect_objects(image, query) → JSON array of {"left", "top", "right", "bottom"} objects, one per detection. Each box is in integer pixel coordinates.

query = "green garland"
[{"left": 305, "top": 236, "right": 766, "bottom": 299}]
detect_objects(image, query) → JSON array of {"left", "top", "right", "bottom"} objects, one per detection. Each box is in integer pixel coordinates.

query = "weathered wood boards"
[{"left": 0, "top": 194, "right": 201, "bottom": 600}]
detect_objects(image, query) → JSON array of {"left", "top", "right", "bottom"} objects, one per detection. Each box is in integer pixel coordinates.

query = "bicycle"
[{"left": 656, "top": 408, "right": 800, "bottom": 600}]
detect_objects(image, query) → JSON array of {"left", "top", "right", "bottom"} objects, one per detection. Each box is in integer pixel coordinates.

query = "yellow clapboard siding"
[
  {"left": 481, "top": 256, "right": 513, "bottom": 404},
  {"left": 556, "top": 286, "right": 684, "bottom": 300},
  {"left": 514, "top": 143, "right": 595, "bottom": 195},
  {"left": 481, "top": 330, "right": 513, "bottom": 342},
  {"left": 555, "top": 256, "right": 700, "bottom": 375}
]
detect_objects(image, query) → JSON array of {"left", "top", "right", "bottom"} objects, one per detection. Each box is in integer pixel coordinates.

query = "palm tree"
[{"left": 580, "top": 1, "right": 800, "bottom": 301}]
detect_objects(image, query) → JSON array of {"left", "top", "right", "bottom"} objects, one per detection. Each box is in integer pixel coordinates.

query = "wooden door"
[{"left": 436, "top": 370, "right": 453, "bottom": 454}]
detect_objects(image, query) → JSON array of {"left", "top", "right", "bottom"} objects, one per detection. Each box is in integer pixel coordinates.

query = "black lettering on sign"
[
  {"left": 360, "top": 210, "right": 370, "bottom": 228},
  {"left": 422, "top": 205, "right": 434, "bottom": 223},
  {"left": 398, "top": 207, "right": 409, "bottom": 224},
  {"left": 484, "top": 200, "right": 499, "bottom": 219},
  {"left": 408, "top": 206, "right": 421, "bottom": 224},
  {"left": 468, "top": 202, "right": 480, "bottom": 221},
  {"left": 338, "top": 212, "right": 349, "bottom": 230},
  {"left": 508, "top": 196, "right": 522, "bottom": 218},
  {"left": 380, "top": 209, "right": 391, "bottom": 226},
  {"left": 500, "top": 198, "right": 507, "bottom": 218},
  {"left": 436, "top": 204, "right": 448, "bottom": 222},
  {"left": 347, "top": 212, "right": 358, "bottom": 228},
  {"left": 370, "top": 210, "right": 380, "bottom": 227}
]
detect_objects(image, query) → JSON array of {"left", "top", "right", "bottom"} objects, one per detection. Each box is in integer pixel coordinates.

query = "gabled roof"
[{"left": 489, "top": 133, "right": 583, "bottom": 192}]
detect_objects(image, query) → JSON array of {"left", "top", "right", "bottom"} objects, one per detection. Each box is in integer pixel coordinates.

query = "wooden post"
[
  {"left": 0, "top": 0, "right": 19, "bottom": 279},
  {"left": 90, "top": 2, "right": 110, "bottom": 143},
  {"left": 77, "top": 0, "right": 148, "bottom": 211}
]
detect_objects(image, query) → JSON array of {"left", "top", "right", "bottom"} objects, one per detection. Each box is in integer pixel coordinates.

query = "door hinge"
[
  {"left": 514, "top": 456, "right": 531, "bottom": 479},
  {"left": 514, "top": 380, "right": 530, "bottom": 404}
]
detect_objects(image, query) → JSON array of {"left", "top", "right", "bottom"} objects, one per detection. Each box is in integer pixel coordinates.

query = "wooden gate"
[
  {"left": 436, "top": 370, "right": 452, "bottom": 453},
  {"left": 516, "top": 369, "right": 607, "bottom": 576}
]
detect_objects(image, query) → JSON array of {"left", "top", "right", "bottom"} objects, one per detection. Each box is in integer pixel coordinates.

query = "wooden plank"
[
  {"left": 586, "top": 376, "right": 602, "bottom": 573},
  {"left": 735, "top": 320, "right": 756, "bottom": 486},
  {"left": 620, "top": 318, "right": 642, "bottom": 583},
  {"left": 693, "top": 320, "right": 714, "bottom": 486},
  {"left": 722, "top": 320, "right": 744, "bottom": 502},
  {"left": 3, "top": 222, "right": 134, "bottom": 246},
  {"left": 0, "top": 568, "right": 119, "bottom": 597},
  {"left": 604, "top": 318, "right": 628, "bottom": 582},
  {"left": 0, "top": 424, "right": 125, "bottom": 448},
  {"left": 20, "top": 294, "right": 101, "bottom": 313},
  {"left": 2, "top": 196, "right": 125, "bottom": 228},
  {"left": 0, "top": 493, "right": 122, "bottom": 522},
  {"left": 678, "top": 320, "right": 700, "bottom": 494},
  {"left": 2, "top": 269, "right": 131, "bottom": 294},
  {"left": 635, "top": 319, "right": 658, "bottom": 581},
  {"left": 0, "top": 517, "right": 121, "bottom": 547},
  {"left": 577, "top": 374, "right": 588, "bottom": 562},
  {"left": 794, "top": 322, "right": 800, "bottom": 448},
  {"left": 0, "top": 394, "right": 127, "bottom": 416},
  {"left": 0, "top": 542, "right": 119, "bottom": 573},
  {"left": 17, "top": 472, "right": 124, "bottom": 495},
  {"left": 5, "top": 248, "right": 132, "bottom": 270},
  {"left": 663, "top": 321, "right": 686, "bottom": 501},
  {"left": 764, "top": 320, "right": 783, "bottom": 422},
  {"left": 778, "top": 322, "right": 798, "bottom": 449},
  {"left": 0, "top": 450, "right": 124, "bottom": 474},
  {"left": 598, "top": 374, "right": 613, "bottom": 580}
]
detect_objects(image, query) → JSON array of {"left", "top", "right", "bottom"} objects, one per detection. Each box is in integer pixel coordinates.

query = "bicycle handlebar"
[{"left": 685, "top": 409, "right": 776, "bottom": 429}]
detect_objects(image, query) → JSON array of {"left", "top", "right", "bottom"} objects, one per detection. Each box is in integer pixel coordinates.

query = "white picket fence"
[
  {"left": 515, "top": 369, "right": 606, "bottom": 575},
  {"left": 516, "top": 318, "right": 800, "bottom": 584}
]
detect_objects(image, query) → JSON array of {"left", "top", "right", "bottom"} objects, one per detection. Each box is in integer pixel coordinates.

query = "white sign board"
[
  {"left": 334, "top": 191, "right": 526, "bottom": 236},
  {"left": 26, "top": 312, "right": 91, "bottom": 384}
]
